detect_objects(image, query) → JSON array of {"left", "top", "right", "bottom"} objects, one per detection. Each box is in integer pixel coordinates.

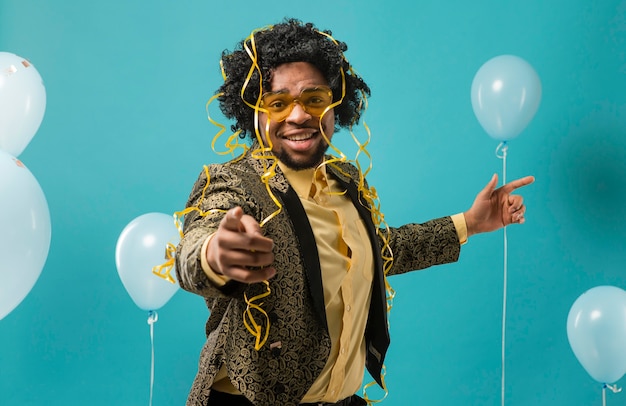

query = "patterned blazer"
[{"left": 176, "top": 147, "right": 461, "bottom": 406}]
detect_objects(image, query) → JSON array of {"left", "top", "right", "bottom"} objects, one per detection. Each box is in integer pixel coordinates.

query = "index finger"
[
  {"left": 225, "top": 209, "right": 273, "bottom": 253},
  {"left": 500, "top": 176, "right": 535, "bottom": 194},
  {"left": 239, "top": 213, "right": 263, "bottom": 236},
  {"left": 220, "top": 207, "right": 245, "bottom": 232}
]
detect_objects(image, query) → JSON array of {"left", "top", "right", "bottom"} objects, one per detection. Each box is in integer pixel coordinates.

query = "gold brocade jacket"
[{"left": 175, "top": 147, "right": 461, "bottom": 406}]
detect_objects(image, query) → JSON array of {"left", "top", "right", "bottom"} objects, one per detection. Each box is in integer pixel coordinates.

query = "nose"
[{"left": 285, "top": 101, "right": 312, "bottom": 124}]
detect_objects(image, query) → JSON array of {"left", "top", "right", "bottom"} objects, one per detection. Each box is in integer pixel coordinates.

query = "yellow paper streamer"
[
  {"left": 207, "top": 93, "right": 247, "bottom": 158},
  {"left": 173, "top": 165, "right": 228, "bottom": 238},
  {"left": 174, "top": 27, "right": 396, "bottom": 385},
  {"left": 152, "top": 242, "right": 177, "bottom": 284},
  {"left": 363, "top": 365, "right": 389, "bottom": 405},
  {"left": 243, "top": 280, "right": 272, "bottom": 350}
]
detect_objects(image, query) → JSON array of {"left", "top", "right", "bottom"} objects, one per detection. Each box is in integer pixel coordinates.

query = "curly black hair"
[{"left": 217, "top": 18, "right": 371, "bottom": 139}]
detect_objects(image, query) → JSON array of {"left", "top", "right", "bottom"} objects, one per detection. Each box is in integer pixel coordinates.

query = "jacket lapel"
[
  {"left": 328, "top": 165, "right": 390, "bottom": 387},
  {"left": 246, "top": 150, "right": 328, "bottom": 330},
  {"left": 248, "top": 149, "right": 390, "bottom": 386},
  {"left": 278, "top": 186, "right": 329, "bottom": 330}
]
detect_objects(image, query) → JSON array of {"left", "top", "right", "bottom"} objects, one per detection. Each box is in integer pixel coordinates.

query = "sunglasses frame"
[{"left": 260, "top": 85, "right": 334, "bottom": 122}]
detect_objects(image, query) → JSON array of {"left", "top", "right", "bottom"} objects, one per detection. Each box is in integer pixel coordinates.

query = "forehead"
[{"left": 269, "top": 62, "right": 328, "bottom": 93}]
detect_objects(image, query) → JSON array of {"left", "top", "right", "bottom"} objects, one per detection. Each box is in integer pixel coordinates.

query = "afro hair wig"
[{"left": 217, "top": 18, "right": 371, "bottom": 139}]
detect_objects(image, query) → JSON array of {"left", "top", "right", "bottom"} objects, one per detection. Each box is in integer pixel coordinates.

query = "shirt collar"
[{"left": 277, "top": 161, "right": 327, "bottom": 199}]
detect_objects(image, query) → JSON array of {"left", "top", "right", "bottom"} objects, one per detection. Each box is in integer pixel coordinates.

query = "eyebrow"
[
  {"left": 266, "top": 88, "right": 290, "bottom": 94},
  {"left": 265, "top": 86, "right": 329, "bottom": 95}
]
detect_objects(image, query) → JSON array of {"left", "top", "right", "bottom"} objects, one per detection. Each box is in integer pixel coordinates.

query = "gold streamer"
[
  {"left": 152, "top": 242, "right": 177, "bottom": 284},
  {"left": 363, "top": 365, "right": 389, "bottom": 405},
  {"left": 173, "top": 165, "right": 228, "bottom": 237},
  {"left": 243, "top": 280, "right": 272, "bottom": 350},
  {"left": 207, "top": 93, "right": 247, "bottom": 158},
  {"left": 175, "top": 27, "right": 396, "bottom": 377}
]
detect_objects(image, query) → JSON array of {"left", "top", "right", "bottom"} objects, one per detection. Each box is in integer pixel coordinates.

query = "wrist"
[
  {"left": 201, "top": 233, "right": 230, "bottom": 286},
  {"left": 463, "top": 211, "right": 477, "bottom": 237}
]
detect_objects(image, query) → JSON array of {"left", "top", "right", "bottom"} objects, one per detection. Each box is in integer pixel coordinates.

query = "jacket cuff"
[
  {"left": 200, "top": 233, "right": 231, "bottom": 287},
  {"left": 450, "top": 213, "right": 468, "bottom": 245}
]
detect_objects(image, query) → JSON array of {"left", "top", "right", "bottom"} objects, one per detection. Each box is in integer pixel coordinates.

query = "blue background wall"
[{"left": 2, "top": 0, "right": 626, "bottom": 404}]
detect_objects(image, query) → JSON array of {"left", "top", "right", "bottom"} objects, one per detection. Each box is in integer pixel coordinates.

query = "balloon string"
[
  {"left": 495, "top": 141, "right": 508, "bottom": 181},
  {"left": 147, "top": 311, "right": 158, "bottom": 406},
  {"left": 496, "top": 141, "right": 508, "bottom": 406},
  {"left": 603, "top": 383, "right": 622, "bottom": 406}
]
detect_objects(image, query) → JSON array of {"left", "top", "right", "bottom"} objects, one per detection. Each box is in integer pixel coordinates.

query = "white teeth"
[{"left": 285, "top": 133, "right": 314, "bottom": 141}]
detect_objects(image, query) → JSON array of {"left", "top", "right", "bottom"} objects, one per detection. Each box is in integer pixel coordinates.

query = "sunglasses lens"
[
  {"left": 300, "top": 88, "right": 333, "bottom": 116},
  {"left": 261, "top": 87, "right": 333, "bottom": 121},
  {"left": 261, "top": 93, "right": 293, "bottom": 122}
]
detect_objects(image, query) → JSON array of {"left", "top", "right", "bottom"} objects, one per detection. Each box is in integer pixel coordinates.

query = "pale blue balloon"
[
  {"left": 115, "top": 213, "right": 180, "bottom": 311},
  {"left": 0, "top": 149, "right": 51, "bottom": 320},
  {"left": 567, "top": 285, "right": 626, "bottom": 384},
  {"left": 471, "top": 55, "right": 542, "bottom": 141},
  {"left": 0, "top": 52, "right": 47, "bottom": 157}
]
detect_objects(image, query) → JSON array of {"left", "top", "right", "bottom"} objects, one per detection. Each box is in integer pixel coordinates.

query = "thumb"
[
  {"left": 477, "top": 173, "right": 498, "bottom": 199},
  {"left": 221, "top": 207, "right": 245, "bottom": 232}
]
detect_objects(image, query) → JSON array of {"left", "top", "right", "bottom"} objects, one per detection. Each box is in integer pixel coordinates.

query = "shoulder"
[
  {"left": 193, "top": 151, "right": 258, "bottom": 182},
  {"left": 326, "top": 158, "right": 362, "bottom": 183}
]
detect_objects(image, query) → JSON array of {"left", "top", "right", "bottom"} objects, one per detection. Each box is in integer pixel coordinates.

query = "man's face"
[{"left": 258, "top": 62, "right": 335, "bottom": 170}]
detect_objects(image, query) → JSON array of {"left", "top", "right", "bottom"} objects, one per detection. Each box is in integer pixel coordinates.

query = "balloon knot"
[
  {"left": 495, "top": 141, "right": 509, "bottom": 159},
  {"left": 604, "top": 383, "right": 622, "bottom": 394},
  {"left": 147, "top": 310, "right": 159, "bottom": 325}
]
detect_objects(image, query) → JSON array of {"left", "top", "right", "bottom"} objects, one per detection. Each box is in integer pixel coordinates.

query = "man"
[{"left": 175, "top": 19, "right": 533, "bottom": 406}]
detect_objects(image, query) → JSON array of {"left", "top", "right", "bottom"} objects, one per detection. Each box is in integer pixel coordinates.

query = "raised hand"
[
  {"left": 464, "top": 174, "right": 535, "bottom": 237},
  {"left": 206, "top": 207, "right": 276, "bottom": 283}
]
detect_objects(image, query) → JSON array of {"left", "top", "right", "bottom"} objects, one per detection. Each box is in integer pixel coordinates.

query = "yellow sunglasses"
[{"left": 260, "top": 86, "right": 333, "bottom": 122}]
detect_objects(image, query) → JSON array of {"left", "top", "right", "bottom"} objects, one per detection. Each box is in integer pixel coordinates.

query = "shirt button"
[
  {"left": 346, "top": 305, "right": 351, "bottom": 312},
  {"left": 341, "top": 348, "right": 346, "bottom": 354}
]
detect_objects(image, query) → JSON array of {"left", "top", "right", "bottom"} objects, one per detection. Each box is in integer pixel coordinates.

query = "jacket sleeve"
[
  {"left": 383, "top": 216, "right": 461, "bottom": 277},
  {"left": 331, "top": 160, "right": 462, "bottom": 277},
  {"left": 175, "top": 164, "right": 257, "bottom": 299}
]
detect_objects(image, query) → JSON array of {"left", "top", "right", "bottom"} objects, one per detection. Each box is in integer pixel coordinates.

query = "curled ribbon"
[
  {"left": 243, "top": 280, "right": 272, "bottom": 350},
  {"left": 173, "top": 165, "right": 229, "bottom": 237},
  {"left": 362, "top": 365, "right": 388, "bottom": 405},
  {"left": 152, "top": 242, "right": 177, "bottom": 284},
  {"left": 176, "top": 27, "right": 396, "bottom": 374},
  {"left": 207, "top": 93, "right": 247, "bottom": 158}
]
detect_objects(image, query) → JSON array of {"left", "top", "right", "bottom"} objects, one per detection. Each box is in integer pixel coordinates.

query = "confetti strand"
[
  {"left": 243, "top": 281, "right": 272, "bottom": 350},
  {"left": 235, "top": 27, "right": 279, "bottom": 347},
  {"left": 362, "top": 365, "right": 388, "bottom": 405},
  {"left": 152, "top": 242, "right": 177, "bottom": 284},
  {"left": 174, "top": 27, "right": 396, "bottom": 368},
  {"left": 207, "top": 93, "right": 247, "bottom": 158}
]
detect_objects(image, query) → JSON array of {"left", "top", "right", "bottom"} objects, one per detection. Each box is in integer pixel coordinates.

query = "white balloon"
[
  {"left": 0, "top": 52, "right": 47, "bottom": 156},
  {"left": 567, "top": 285, "right": 626, "bottom": 384},
  {"left": 471, "top": 55, "right": 542, "bottom": 141},
  {"left": 0, "top": 149, "right": 51, "bottom": 320},
  {"left": 115, "top": 213, "right": 179, "bottom": 311}
]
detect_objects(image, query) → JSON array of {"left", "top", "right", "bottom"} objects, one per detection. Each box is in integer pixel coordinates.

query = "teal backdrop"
[{"left": 2, "top": 0, "right": 626, "bottom": 404}]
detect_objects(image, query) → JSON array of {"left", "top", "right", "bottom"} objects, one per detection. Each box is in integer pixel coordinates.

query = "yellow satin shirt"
[{"left": 201, "top": 163, "right": 467, "bottom": 403}]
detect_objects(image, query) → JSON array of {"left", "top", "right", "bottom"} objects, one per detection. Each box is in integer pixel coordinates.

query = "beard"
[{"left": 274, "top": 139, "right": 329, "bottom": 170}]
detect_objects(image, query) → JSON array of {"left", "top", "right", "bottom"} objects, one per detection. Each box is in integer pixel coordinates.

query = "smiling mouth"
[
  {"left": 284, "top": 133, "right": 316, "bottom": 141},
  {"left": 280, "top": 128, "right": 318, "bottom": 142}
]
